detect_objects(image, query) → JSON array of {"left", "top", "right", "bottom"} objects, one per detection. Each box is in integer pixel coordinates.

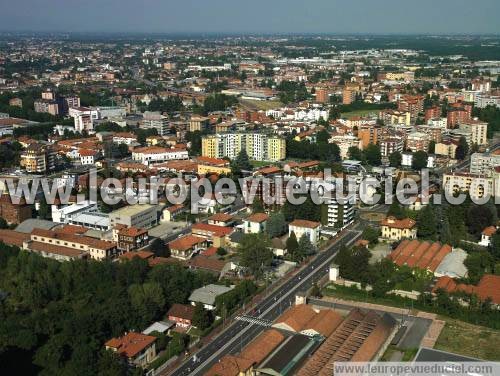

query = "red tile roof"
[
  {"left": 433, "top": 274, "right": 500, "bottom": 305},
  {"left": 105, "top": 332, "right": 156, "bottom": 359},
  {"left": 168, "top": 235, "right": 205, "bottom": 251},
  {"left": 381, "top": 216, "right": 416, "bottom": 230},
  {"left": 482, "top": 226, "right": 497, "bottom": 237},
  {"left": 389, "top": 240, "right": 452, "bottom": 273},
  {"left": 289, "top": 219, "right": 321, "bottom": 229},
  {"left": 167, "top": 303, "right": 195, "bottom": 321},
  {"left": 246, "top": 213, "right": 269, "bottom": 223}
]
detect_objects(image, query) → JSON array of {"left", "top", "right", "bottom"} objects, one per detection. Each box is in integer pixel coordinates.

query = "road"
[{"left": 168, "top": 223, "right": 363, "bottom": 376}]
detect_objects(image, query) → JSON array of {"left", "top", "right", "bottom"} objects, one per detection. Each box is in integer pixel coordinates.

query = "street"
[{"left": 168, "top": 223, "right": 363, "bottom": 376}]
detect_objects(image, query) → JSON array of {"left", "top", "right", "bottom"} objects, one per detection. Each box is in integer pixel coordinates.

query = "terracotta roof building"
[
  {"left": 167, "top": 303, "right": 195, "bottom": 328},
  {"left": 168, "top": 235, "right": 207, "bottom": 260},
  {"left": 433, "top": 274, "right": 500, "bottom": 306},
  {"left": 388, "top": 240, "right": 453, "bottom": 274},
  {"left": 105, "top": 332, "right": 157, "bottom": 368},
  {"left": 380, "top": 216, "right": 417, "bottom": 241}
]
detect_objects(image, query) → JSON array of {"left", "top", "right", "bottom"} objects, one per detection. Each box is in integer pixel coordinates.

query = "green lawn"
[
  {"left": 341, "top": 109, "right": 380, "bottom": 119},
  {"left": 435, "top": 319, "right": 500, "bottom": 361},
  {"left": 238, "top": 99, "right": 283, "bottom": 111}
]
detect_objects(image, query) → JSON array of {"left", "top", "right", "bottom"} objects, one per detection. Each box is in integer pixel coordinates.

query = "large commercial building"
[
  {"left": 109, "top": 204, "right": 158, "bottom": 229},
  {"left": 202, "top": 133, "right": 286, "bottom": 162}
]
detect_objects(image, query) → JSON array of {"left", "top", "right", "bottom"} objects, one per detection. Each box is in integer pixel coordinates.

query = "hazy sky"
[{"left": 0, "top": 0, "right": 499, "bottom": 34}]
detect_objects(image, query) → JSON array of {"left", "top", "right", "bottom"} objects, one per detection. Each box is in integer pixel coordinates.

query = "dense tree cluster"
[
  {"left": 0, "top": 245, "right": 216, "bottom": 375},
  {"left": 277, "top": 81, "right": 309, "bottom": 104}
]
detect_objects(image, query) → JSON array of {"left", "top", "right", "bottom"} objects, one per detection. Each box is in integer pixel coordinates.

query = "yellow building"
[
  {"left": 380, "top": 217, "right": 417, "bottom": 241},
  {"left": 201, "top": 133, "right": 285, "bottom": 162},
  {"left": 201, "top": 136, "right": 219, "bottom": 159},
  {"left": 267, "top": 137, "right": 286, "bottom": 162}
]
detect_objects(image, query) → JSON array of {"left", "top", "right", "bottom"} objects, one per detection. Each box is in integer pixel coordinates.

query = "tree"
[
  {"left": 192, "top": 303, "right": 213, "bottom": 330},
  {"left": 455, "top": 136, "right": 469, "bottom": 160},
  {"left": 417, "top": 205, "right": 437, "bottom": 239},
  {"left": 387, "top": 202, "right": 406, "bottom": 220},
  {"left": 348, "top": 146, "right": 364, "bottom": 161},
  {"left": 298, "top": 234, "right": 317, "bottom": 257},
  {"left": 310, "top": 283, "right": 322, "bottom": 298},
  {"left": 251, "top": 198, "right": 265, "bottom": 214},
  {"left": 490, "top": 231, "right": 500, "bottom": 259},
  {"left": 38, "top": 196, "right": 50, "bottom": 220},
  {"left": 428, "top": 140, "right": 436, "bottom": 154},
  {"left": 328, "top": 107, "right": 341, "bottom": 120},
  {"left": 150, "top": 238, "right": 169, "bottom": 257},
  {"left": 389, "top": 151, "right": 402, "bottom": 168},
  {"left": 286, "top": 231, "right": 300, "bottom": 262},
  {"left": 412, "top": 151, "right": 428, "bottom": 170},
  {"left": 238, "top": 234, "right": 273, "bottom": 279},
  {"left": 466, "top": 204, "right": 494, "bottom": 237},
  {"left": 362, "top": 227, "right": 379, "bottom": 246},
  {"left": 364, "top": 144, "right": 381, "bottom": 166},
  {"left": 231, "top": 149, "right": 252, "bottom": 178},
  {"left": 267, "top": 212, "right": 286, "bottom": 238},
  {"left": 0, "top": 217, "right": 8, "bottom": 229}
]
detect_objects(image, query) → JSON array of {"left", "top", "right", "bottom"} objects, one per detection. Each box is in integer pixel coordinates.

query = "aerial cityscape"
[{"left": 0, "top": 1, "right": 500, "bottom": 376}]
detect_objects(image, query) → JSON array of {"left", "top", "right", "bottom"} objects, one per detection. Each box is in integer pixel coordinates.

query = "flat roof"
[
  {"left": 414, "top": 347, "right": 482, "bottom": 362},
  {"left": 110, "top": 204, "right": 157, "bottom": 217}
]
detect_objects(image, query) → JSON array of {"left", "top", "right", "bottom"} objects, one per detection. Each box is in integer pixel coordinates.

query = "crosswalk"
[{"left": 235, "top": 315, "right": 273, "bottom": 327}]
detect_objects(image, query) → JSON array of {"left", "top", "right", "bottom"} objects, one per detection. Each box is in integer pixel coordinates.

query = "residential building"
[
  {"left": 34, "top": 99, "right": 59, "bottom": 116},
  {"left": 406, "top": 131, "right": 430, "bottom": 152},
  {"left": 379, "top": 136, "right": 404, "bottom": 158},
  {"left": 196, "top": 156, "right": 232, "bottom": 175},
  {"left": 380, "top": 216, "right": 417, "bottom": 241},
  {"left": 330, "top": 135, "right": 362, "bottom": 160},
  {"left": 434, "top": 141, "right": 457, "bottom": 158},
  {"left": 459, "top": 120, "right": 488, "bottom": 146},
  {"left": 479, "top": 226, "right": 496, "bottom": 247},
  {"left": 325, "top": 194, "right": 355, "bottom": 228},
  {"left": 202, "top": 133, "right": 286, "bottom": 162},
  {"left": 381, "top": 110, "right": 411, "bottom": 126},
  {"left": 189, "top": 116, "right": 209, "bottom": 132},
  {"left": 167, "top": 303, "right": 195, "bottom": 328},
  {"left": 169, "top": 235, "right": 207, "bottom": 260},
  {"left": 475, "top": 94, "right": 500, "bottom": 109},
  {"left": 358, "top": 124, "right": 382, "bottom": 149},
  {"left": 424, "top": 106, "right": 442, "bottom": 123},
  {"left": 243, "top": 213, "right": 269, "bottom": 234},
  {"left": 470, "top": 152, "right": 500, "bottom": 176},
  {"left": 288, "top": 219, "right": 321, "bottom": 245},
  {"left": 113, "top": 225, "right": 149, "bottom": 252},
  {"left": 20, "top": 143, "right": 56, "bottom": 173},
  {"left": 188, "top": 284, "right": 235, "bottom": 310},
  {"left": 105, "top": 332, "right": 157, "bottom": 368},
  {"left": 427, "top": 117, "right": 447, "bottom": 129},
  {"left": 442, "top": 172, "right": 494, "bottom": 200},
  {"left": 141, "top": 111, "right": 170, "bottom": 136},
  {"left": 398, "top": 95, "right": 423, "bottom": 123}
]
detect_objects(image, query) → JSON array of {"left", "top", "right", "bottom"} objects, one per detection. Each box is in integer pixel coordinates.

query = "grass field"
[
  {"left": 434, "top": 318, "right": 500, "bottom": 361},
  {"left": 341, "top": 109, "right": 380, "bottom": 119},
  {"left": 238, "top": 98, "right": 283, "bottom": 111}
]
